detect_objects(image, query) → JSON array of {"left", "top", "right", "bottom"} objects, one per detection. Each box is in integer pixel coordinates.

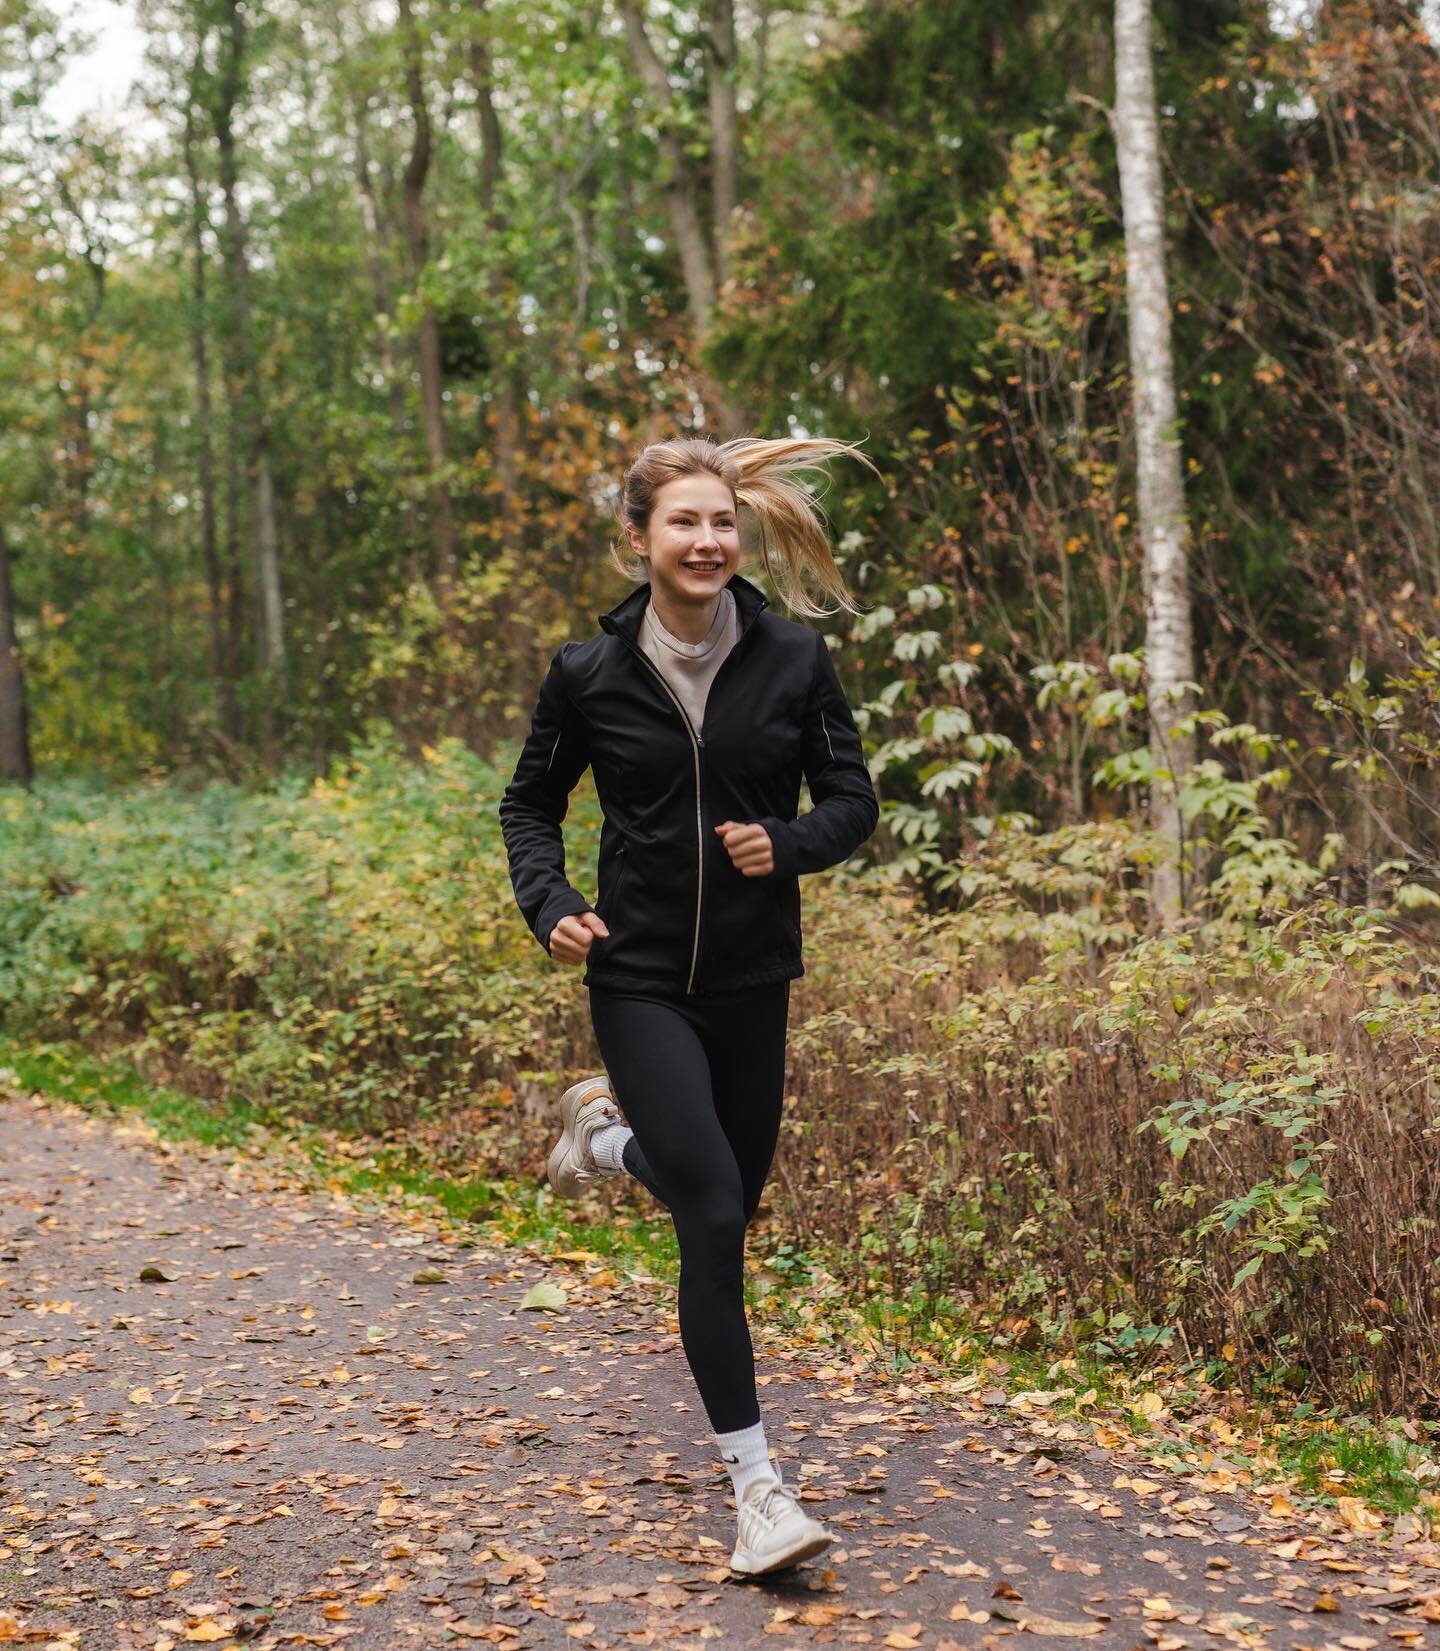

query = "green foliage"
[
  {"left": 3, "top": 655, "right": 1439, "bottom": 1411},
  {"left": 0, "top": 722, "right": 602, "bottom": 1129}
]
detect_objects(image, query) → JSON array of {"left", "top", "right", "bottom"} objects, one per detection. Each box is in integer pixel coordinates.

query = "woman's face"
[{"left": 627, "top": 472, "right": 741, "bottom": 607}]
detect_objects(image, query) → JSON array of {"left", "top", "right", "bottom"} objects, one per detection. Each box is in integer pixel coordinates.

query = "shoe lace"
[{"left": 746, "top": 1480, "right": 798, "bottom": 1526}]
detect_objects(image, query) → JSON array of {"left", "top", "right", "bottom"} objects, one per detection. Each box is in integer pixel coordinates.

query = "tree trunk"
[
  {"left": 469, "top": 0, "right": 520, "bottom": 556},
  {"left": 1113, "top": 0, "right": 1195, "bottom": 925},
  {"left": 396, "top": 0, "right": 457, "bottom": 582},
  {"left": 707, "top": 0, "right": 738, "bottom": 290},
  {"left": 351, "top": 93, "right": 425, "bottom": 583},
  {"left": 0, "top": 524, "right": 32, "bottom": 786},
  {"left": 616, "top": 0, "right": 717, "bottom": 338},
  {"left": 182, "top": 77, "right": 240, "bottom": 745},
  {"left": 213, "top": 0, "right": 286, "bottom": 684}
]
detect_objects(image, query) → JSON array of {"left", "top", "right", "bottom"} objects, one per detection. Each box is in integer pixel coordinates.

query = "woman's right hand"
[{"left": 548, "top": 911, "right": 610, "bottom": 964}]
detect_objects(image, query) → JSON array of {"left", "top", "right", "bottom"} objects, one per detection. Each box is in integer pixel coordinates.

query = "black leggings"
[{"left": 586, "top": 979, "right": 791, "bottom": 1434}]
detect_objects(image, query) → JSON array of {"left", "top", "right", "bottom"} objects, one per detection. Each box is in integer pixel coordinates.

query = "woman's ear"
[{"left": 623, "top": 521, "right": 648, "bottom": 561}]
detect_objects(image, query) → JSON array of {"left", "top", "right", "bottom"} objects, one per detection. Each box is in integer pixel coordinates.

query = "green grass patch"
[
  {"left": 1, "top": 1038, "right": 258, "bottom": 1150},
  {"left": 1278, "top": 1417, "right": 1437, "bottom": 1517}
]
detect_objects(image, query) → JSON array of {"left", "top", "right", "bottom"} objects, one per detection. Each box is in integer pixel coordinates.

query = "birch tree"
[
  {"left": 1113, "top": 0, "right": 1195, "bottom": 925},
  {"left": 212, "top": 0, "right": 286, "bottom": 681},
  {"left": 0, "top": 524, "right": 30, "bottom": 785}
]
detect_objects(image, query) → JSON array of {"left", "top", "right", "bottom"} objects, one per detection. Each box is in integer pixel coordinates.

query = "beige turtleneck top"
[{"left": 637, "top": 585, "right": 738, "bottom": 739}]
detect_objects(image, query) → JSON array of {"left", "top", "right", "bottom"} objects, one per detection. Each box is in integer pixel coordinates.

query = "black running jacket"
[{"left": 498, "top": 571, "right": 880, "bottom": 996}]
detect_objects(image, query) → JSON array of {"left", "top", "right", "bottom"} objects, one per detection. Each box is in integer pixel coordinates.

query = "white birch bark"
[{"left": 1114, "top": 0, "right": 1196, "bottom": 925}]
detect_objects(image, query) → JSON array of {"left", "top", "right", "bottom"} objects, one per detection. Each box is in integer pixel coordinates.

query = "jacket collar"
[{"left": 597, "top": 569, "right": 770, "bottom": 646}]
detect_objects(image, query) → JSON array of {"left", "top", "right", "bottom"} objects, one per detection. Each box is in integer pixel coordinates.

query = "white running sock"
[
  {"left": 714, "top": 1418, "right": 781, "bottom": 1506},
  {"left": 590, "top": 1120, "right": 633, "bottom": 1174}
]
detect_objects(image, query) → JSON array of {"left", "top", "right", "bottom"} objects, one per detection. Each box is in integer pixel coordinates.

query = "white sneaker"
[
  {"left": 546, "top": 1076, "right": 623, "bottom": 1197},
  {"left": 729, "top": 1478, "right": 835, "bottom": 1577}
]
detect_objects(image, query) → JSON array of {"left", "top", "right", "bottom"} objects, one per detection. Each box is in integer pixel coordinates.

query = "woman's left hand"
[{"left": 714, "top": 820, "right": 775, "bottom": 877}]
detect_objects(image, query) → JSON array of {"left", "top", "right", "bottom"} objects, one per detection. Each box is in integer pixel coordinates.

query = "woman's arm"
[
  {"left": 498, "top": 646, "right": 595, "bottom": 952},
  {"left": 759, "top": 628, "right": 879, "bottom": 878}
]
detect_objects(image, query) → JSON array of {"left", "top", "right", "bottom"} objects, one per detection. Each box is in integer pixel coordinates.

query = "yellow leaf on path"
[
  {"left": 1336, "top": 1495, "right": 1383, "bottom": 1533},
  {"left": 168, "top": 1570, "right": 195, "bottom": 1589},
  {"left": 129, "top": 1386, "right": 153, "bottom": 1405},
  {"left": 1133, "top": 1391, "right": 1165, "bottom": 1419},
  {"left": 184, "top": 1624, "right": 228, "bottom": 1643},
  {"left": 0, "top": 1615, "right": 19, "bottom": 1642},
  {"left": 1020, "top": 1613, "right": 1102, "bottom": 1638},
  {"left": 1269, "top": 1493, "right": 1297, "bottom": 1517},
  {"left": 1053, "top": 1555, "right": 1101, "bottom": 1576},
  {"left": 520, "top": 1281, "right": 567, "bottom": 1311}
]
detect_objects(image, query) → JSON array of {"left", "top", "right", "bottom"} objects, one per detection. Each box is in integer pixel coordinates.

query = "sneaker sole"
[
  {"left": 729, "top": 1526, "right": 834, "bottom": 1576},
  {"left": 546, "top": 1076, "right": 616, "bottom": 1197}
]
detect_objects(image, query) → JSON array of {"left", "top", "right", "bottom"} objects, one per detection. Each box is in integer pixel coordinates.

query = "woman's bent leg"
[
  {"left": 587, "top": 988, "right": 761, "bottom": 1433},
  {"left": 701, "top": 981, "right": 790, "bottom": 1225}
]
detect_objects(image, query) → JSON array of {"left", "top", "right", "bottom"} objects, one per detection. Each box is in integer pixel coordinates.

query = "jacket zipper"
[
  {"left": 604, "top": 587, "right": 767, "bottom": 995},
  {"left": 623, "top": 646, "right": 706, "bottom": 994}
]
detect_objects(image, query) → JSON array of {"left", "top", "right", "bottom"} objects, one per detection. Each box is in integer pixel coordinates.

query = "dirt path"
[{"left": 1, "top": 1087, "right": 1437, "bottom": 1651}]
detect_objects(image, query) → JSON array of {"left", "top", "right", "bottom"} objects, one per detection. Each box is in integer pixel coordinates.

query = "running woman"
[{"left": 498, "top": 436, "right": 879, "bottom": 1577}]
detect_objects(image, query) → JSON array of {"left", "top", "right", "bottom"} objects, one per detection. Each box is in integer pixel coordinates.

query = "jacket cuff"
[
  {"left": 535, "top": 889, "right": 594, "bottom": 952},
  {"left": 758, "top": 816, "right": 799, "bottom": 880}
]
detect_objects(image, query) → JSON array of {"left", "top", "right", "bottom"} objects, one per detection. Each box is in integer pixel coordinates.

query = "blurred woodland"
[
  {"left": 0, "top": 1, "right": 1434, "bottom": 858},
  {"left": 5, "top": 1, "right": 1440, "bottom": 1414}
]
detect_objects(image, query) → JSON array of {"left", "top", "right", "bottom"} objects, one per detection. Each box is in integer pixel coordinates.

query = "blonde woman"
[{"left": 499, "top": 436, "right": 879, "bottom": 1577}]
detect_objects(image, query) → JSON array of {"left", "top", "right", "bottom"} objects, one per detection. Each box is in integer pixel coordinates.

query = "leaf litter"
[{"left": 1, "top": 1081, "right": 1438, "bottom": 1649}]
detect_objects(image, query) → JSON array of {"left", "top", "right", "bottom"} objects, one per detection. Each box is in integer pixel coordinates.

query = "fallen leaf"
[
  {"left": 520, "top": 1281, "right": 567, "bottom": 1312},
  {"left": 1336, "top": 1497, "right": 1384, "bottom": 1534},
  {"left": 1019, "top": 1613, "right": 1102, "bottom": 1638},
  {"left": 1052, "top": 1556, "right": 1101, "bottom": 1576}
]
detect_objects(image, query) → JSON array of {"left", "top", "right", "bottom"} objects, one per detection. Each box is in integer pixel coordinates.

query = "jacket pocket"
[{"left": 598, "top": 840, "right": 627, "bottom": 922}]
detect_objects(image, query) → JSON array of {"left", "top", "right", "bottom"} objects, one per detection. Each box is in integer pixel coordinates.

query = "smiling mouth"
[{"left": 683, "top": 561, "right": 723, "bottom": 572}]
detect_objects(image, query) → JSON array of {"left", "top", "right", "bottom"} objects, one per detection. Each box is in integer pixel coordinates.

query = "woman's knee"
[{"left": 674, "top": 1183, "right": 748, "bottom": 1261}]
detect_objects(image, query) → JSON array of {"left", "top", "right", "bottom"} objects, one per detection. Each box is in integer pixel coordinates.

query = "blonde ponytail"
[{"left": 611, "top": 434, "right": 879, "bottom": 618}]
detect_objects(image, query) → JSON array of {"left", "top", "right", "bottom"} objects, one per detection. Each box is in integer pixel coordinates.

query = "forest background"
[{"left": 4, "top": 0, "right": 1440, "bottom": 1510}]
